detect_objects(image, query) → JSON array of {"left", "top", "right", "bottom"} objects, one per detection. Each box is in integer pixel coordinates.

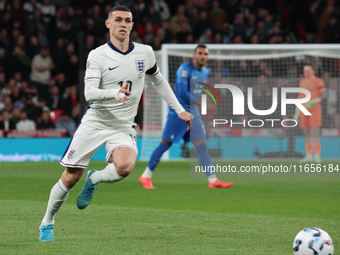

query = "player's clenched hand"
[
  {"left": 179, "top": 111, "right": 194, "bottom": 131},
  {"left": 118, "top": 82, "right": 131, "bottom": 103}
]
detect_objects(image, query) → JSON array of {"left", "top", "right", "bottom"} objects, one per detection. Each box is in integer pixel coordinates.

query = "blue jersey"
[{"left": 168, "top": 62, "right": 209, "bottom": 116}]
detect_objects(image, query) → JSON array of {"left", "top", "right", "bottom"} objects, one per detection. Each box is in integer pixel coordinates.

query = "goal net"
[{"left": 140, "top": 44, "right": 340, "bottom": 160}]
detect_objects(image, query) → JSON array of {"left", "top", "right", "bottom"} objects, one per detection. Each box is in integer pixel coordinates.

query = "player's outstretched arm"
[
  {"left": 146, "top": 66, "right": 195, "bottom": 129},
  {"left": 84, "top": 79, "right": 130, "bottom": 103}
]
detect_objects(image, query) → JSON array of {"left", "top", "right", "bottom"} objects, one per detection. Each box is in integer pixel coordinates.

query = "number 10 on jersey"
[{"left": 119, "top": 81, "right": 132, "bottom": 96}]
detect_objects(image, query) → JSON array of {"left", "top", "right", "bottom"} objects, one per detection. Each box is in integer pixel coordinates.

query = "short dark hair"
[
  {"left": 304, "top": 64, "right": 315, "bottom": 71},
  {"left": 108, "top": 5, "right": 132, "bottom": 19},
  {"left": 195, "top": 44, "right": 207, "bottom": 52}
]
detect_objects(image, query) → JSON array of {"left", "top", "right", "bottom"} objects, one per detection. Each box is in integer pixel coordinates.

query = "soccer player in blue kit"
[{"left": 140, "top": 45, "right": 233, "bottom": 189}]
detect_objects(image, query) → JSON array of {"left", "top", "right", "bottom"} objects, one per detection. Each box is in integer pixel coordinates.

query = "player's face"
[
  {"left": 106, "top": 11, "right": 134, "bottom": 41},
  {"left": 193, "top": 47, "right": 209, "bottom": 67},
  {"left": 303, "top": 66, "right": 314, "bottom": 78}
]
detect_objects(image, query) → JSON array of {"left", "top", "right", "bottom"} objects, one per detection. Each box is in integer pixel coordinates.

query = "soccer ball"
[{"left": 293, "top": 228, "right": 334, "bottom": 255}]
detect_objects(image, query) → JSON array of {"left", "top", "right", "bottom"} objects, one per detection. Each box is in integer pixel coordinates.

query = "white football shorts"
[{"left": 60, "top": 122, "right": 138, "bottom": 168}]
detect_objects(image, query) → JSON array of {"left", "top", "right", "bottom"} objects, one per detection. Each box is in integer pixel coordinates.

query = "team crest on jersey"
[
  {"left": 181, "top": 70, "right": 187, "bottom": 77},
  {"left": 86, "top": 61, "right": 90, "bottom": 69},
  {"left": 135, "top": 60, "right": 145, "bottom": 73},
  {"left": 67, "top": 149, "right": 76, "bottom": 159},
  {"left": 310, "top": 84, "right": 315, "bottom": 89}
]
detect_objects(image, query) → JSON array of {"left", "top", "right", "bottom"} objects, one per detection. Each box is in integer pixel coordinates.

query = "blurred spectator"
[
  {"left": 210, "top": 60, "right": 229, "bottom": 78},
  {"left": 151, "top": 35, "right": 162, "bottom": 50},
  {"left": 137, "top": 15, "right": 160, "bottom": 44},
  {"left": 193, "top": 10, "right": 213, "bottom": 40},
  {"left": 0, "top": 0, "right": 11, "bottom": 18},
  {"left": 37, "top": 110, "right": 54, "bottom": 129},
  {"left": 84, "top": 17, "right": 100, "bottom": 38},
  {"left": 263, "top": 14, "right": 274, "bottom": 34},
  {"left": 25, "top": 8, "right": 46, "bottom": 39},
  {"left": 208, "top": 0, "right": 228, "bottom": 33},
  {"left": 239, "top": 0, "right": 250, "bottom": 18},
  {"left": 23, "top": 93, "right": 41, "bottom": 122},
  {"left": 23, "top": 0, "right": 38, "bottom": 19},
  {"left": 176, "top": 20, "right": 192, "bottom": 43},
  {"left": 255, "top": 21, "right": 268, "bottom": 43},
  {"left": 1, "top": 12, "right": 12, "bottom": 32},
  {"left": 92, "top": 5, "right": 105, "bottom": 36},
  {"left": 246, "top": 13, "right": 257, "bottom": 39},
  {"left": 0, "top": 71, "right": 6, "bottom": 90},
  {"left": 250, "top": 34, "right": 259, "bottom": 44},
  {"left": 131, "top": 3, "right": 143, "bottom": 28},
  {"left": 36, "top": 0, "right": 55, "bottom": 24},
  {"left": 12, "top": 107, "right": 21, "bottom": 124},
  {"left": 233, "top": 13, "right": 247, "bottom": 41},
  {"left": 47, "top": 85, "right": 66, "bottom": 110},
  {"left": 221, "top": 23, "right": 234, "bottom": 44},
  {"left": 83, "top": 35, "right": 96, "bottom": 61},
  {"left": 55, "top": 72, "right": 69, "bottom": 94},
  {"left": 130, "top": 30, "right": 143, "bottom": 44},
  {"left": 212, "top": 33, "right": 222, "bottom": 44},
  {"left": 198, "top": 28, "right": 212, "bottom": 44},
  {"left": 66, "top": 6, "right": 81, "bottom": 33},
  {"left": 147, "top": 3, "right": 162, "bottom": 25},
  {"left": 324, "top": 16, "right": 340, "bottom": 43},
  {"left": 169, "top": 5, "right": 188, "bottom": 36},
  {"left": 1, "top": 95, "right": 13, "bottom": 112},
  {"left": 0, "top": 29, "right": 9, "bottom": 49},
  {"left": 51, "top": 37, "right": 66, "bottom": 73},
  {"left": 303, "top": 2, "right": 318, "bottom": 43},
  {"left": 0, "top": 110, "right": 16, "bottom": 137},
  {"left": 26, "top": 36, "right": 40, "bottom": 59},
  {"left": 30, "top": 46, "right": 54, "bottom": 97},
  {"left": 153, "top": 0, "right": 170, "bottom": 21},
  {"left": 65, "top": 55, "right": 79, "bottom": 86},
  {"left": 11, "top": 0, "right": 25, "bottom": 28},
  {"left": 185, "top": 33, "right": 194, "bottom": 43},
  {"left": 160, "top": 20, "right": 173, "bottom": 43},
  {"left": 55, "top": 112, "right": 76, "bottom": 136},
  {"left": 318, "top": 6, "right": 333, "bottom": 43},
  {"left": 188, "top": 7, "right": 200, "bottom": 33},
  {"left": 230, "top": 34, "right": 244, "bottom": 44},
  {"left": 16, "top": 109, "right": 35, "bottom": 130},
  {"left": 9, "top": 83, "right": 22, "bottom": 105},
  {"left": 12, "top": 46, "right": 31, "bottom": 79},
  {"left": 21, "top": 80, "right": 38, "bottom": 98}
]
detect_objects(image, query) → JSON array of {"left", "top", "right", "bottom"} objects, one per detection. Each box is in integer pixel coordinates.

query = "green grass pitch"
[{"left": 0, "top": 160, "right": 339, "bottom": 255}]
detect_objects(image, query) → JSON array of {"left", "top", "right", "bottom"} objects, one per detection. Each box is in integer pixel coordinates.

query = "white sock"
[
  {"left": 41, "top": 179, "right": 70, "bottom": 226},
  {"left": 207, "top": 174, "right": 218, "bottom": 183},
  {"left": 90, "top": 164, "right": 124, "bottom": 185},
  {"left": 141, "top": 167, "right": 153, "bottom": 178}
]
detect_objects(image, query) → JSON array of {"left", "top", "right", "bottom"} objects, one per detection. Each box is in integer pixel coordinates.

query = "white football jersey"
[{"left": 83, "top": 41, "right": 156, "bottom": 135}]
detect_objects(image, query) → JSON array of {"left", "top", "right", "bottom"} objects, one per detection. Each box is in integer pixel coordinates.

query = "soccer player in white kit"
[{"left": 39, "top": 5, "right": 193, "bottom": 242}]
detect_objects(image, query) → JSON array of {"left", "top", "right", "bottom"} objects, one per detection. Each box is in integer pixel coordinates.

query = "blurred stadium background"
[{"left": 1, "top": 0, "right": 340, "bottom": 161}]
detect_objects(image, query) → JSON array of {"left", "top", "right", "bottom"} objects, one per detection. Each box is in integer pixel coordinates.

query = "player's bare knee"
[
  {"left": 63, "top": 167, "right": 84, "bottom": 187},
  {"left": 115, "top": 161, "right": 135, "bottom": 177}
]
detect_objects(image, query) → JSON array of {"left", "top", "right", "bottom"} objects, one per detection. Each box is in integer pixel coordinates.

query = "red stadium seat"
[{"left": 50, "top": 110, "right": 63, "bottom": 124}]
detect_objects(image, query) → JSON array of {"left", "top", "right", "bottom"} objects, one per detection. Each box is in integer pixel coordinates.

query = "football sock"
[
  {"left": 146, "top": 143, "right": 170, "bottom": 171},
  {"left": 305, "top": 143, "right": 313, "bottom": 158},
  {"left": 313, "top": 143, "right": 321, "bottom": 157},
  {"left": 142, "top": 166, "right": 153, "bottom": 178},
  {"left": 90, "top": 164, "right": 124, "bottom": 185},
  {"left": 195, "top": 143, "right": 217, "bottom": 183},
  {"left": 41, "top": 179, "right": 70, "bottom": 225}
]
